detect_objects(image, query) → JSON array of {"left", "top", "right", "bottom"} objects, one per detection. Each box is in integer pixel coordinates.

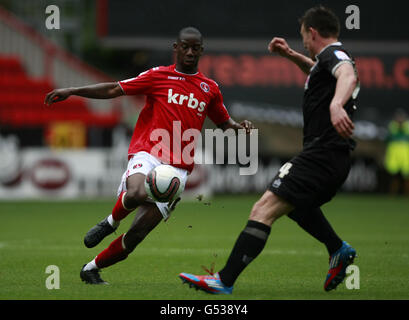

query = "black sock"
[
  {"left": 287, "top": 207, "right": 342, "bottom": 256},
  {"left": 218, "top": 220, "right": 271, "bottom": 287}
]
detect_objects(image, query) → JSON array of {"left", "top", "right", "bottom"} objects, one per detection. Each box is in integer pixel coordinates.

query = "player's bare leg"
[
  {"left": 247, "top": 190, "right": 294, "bottom": 225},
  {"left": 123, "top": 173, "right": 149, "bottom": 208},
  {"left": 83, "top": 173, "right": 148, "bottom": 248},
  {"left": 123, "top": 202, "right": 163, "bottom": 252},
  {"left": 80, "top": 203, "right": 162, "bottom": 284}
]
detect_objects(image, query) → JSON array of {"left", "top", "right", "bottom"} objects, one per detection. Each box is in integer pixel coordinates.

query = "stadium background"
[
  {"left": 0, "top": 0, "right": 408, "bottom": 199},
  {"left": 0, "top": 0, "right": 409, "bottom": 302}
]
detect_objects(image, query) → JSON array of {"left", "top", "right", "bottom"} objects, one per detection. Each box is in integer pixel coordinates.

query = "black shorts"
[{"left": 269, "top": 148, "right": 351, "bottom": 209}]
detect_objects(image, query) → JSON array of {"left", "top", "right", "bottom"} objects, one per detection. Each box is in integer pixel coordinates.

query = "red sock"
[
  {"left": 112, "top": 191, "right": 135, "bottom": 221},
  {"left": 95, "top": 234, "right": 128, "bottom": 269}
]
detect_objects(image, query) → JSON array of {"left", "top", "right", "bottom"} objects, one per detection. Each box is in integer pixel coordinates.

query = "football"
[{"left": 144, "top": 165, "right": 184, "bottom": 203}]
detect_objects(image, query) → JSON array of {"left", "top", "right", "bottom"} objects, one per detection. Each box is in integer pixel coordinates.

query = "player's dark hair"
[
  {"left": 299, "top": 6, "right": 340, "bottom": 38},
  {"left": 177, "top": 27, "right": 203, "bottom": 43}
]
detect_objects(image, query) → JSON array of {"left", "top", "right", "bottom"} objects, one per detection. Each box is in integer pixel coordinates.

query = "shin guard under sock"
[
  {"left": 111, "top": 192, "right": 135, "bottom": 222},
  {"left": 95, "top": 234, "right": 129, "bottom": 269},
  {"left": 288, "top": 208, "right": 342, "bottom": 256},
  {"left": 218, "top": 220, "right": 271, "bottom": 287}
]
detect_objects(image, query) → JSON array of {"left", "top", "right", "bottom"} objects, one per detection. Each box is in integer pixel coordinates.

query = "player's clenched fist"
[
  {"left": 44, "top": 88, "right": 72, "bottom": 106},
  {"left": 268, "top": 37, "right": 291, "bottom": 57},
  {"left": 330, "top": 103, "right": 354, "bottom": 139}
]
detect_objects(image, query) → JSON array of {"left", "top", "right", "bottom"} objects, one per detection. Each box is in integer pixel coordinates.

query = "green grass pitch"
[{"left": 0, "top": 194, "right": 408, "bottom": 300}]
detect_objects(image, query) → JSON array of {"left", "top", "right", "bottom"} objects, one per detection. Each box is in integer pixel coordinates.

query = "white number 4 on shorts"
[{"left": 278, "top": 162, "right": 293, "bottom": 178}]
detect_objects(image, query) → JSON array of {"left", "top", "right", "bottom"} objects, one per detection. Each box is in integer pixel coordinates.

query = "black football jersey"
[{"left": 302, "top": 42, "right": 359, "bottom": 150}]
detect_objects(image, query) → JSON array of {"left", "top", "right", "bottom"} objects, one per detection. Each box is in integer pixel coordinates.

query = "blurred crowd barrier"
[{"left": 0, "top": 133, "right": 384, "bottom": 200}]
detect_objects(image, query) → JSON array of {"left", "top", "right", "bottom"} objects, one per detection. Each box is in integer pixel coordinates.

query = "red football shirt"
[{"left": 118, "top": 64, "right": 231, "bottom": 173}]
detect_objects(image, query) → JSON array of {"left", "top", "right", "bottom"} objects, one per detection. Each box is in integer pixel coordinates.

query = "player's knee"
[
  {"left": 249, "top": 199, "right": 272, "bottom": 223},
  {"left": 125, "top": 186, "right": 147, "bottom": 207},
  {"left": 249, "top": 192, "right": 288, "bottom": 225}
]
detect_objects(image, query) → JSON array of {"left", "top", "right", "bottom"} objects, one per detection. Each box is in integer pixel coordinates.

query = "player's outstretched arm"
[
  {"left": 217, "top": 118, "right": 254, "bottom": 134},
  {"left": 44, "top": 82, "right": 124, "bottom": 106},
  {"left": 268, "top": 37, "right": 315, "bottom": 74}
]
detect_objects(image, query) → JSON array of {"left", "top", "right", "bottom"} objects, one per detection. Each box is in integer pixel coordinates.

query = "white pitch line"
[
  {"left": 134, "top": 247, "right": 325, "bottom": 256},
  {"left": 0, "top": 243, "right": 324, "bottom": 256}
]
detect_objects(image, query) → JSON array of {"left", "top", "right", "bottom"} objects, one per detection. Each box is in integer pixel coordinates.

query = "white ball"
[{"left": 144, "top": 165, "right": 184, "bottom": 203}]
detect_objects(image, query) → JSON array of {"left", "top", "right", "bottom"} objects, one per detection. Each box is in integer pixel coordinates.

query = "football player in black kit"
[{"left": 180, "top": 6, "right": 360, "bottom": 294}]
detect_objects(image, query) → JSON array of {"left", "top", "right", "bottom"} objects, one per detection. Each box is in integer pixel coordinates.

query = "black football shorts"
[{"left": 269, "top": 148, "right": 351, "bottom": 209}]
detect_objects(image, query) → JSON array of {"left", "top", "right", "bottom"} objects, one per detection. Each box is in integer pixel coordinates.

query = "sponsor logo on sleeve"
[
  {"left": 200, "top": 82, "right": 210, "bottom": 93},
  {"left": 334, "top": 50, "right": 350, "bottom": 61}
]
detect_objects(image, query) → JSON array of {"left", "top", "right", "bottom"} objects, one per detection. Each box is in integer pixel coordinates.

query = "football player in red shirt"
[{"left": 45, "top": 27, "right": 254, "bottom": 284}]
